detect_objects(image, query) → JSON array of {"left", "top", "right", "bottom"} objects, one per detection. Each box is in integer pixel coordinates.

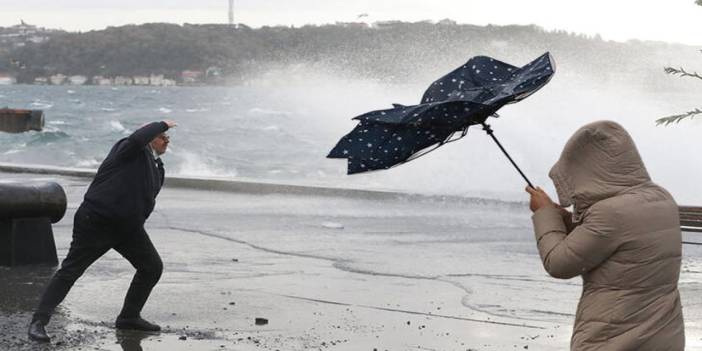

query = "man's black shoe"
[
  {"left": 28, "top": 320, "right": 50, "bottom": 342},
  {"left": 115, "top": 317, "right": 161, "bottom": 332}
]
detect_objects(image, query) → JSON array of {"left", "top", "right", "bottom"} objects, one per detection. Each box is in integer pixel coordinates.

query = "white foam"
[
  {"left": 321, "top": 221, "right": 344, "bottom": 229},
  {"left": 249, "top": 107, "right": 290, "bottom": 116},
  {"left": 186, "top": 108, "right": 210, "bottom": 113},
  {"left": 76, "top": 159, "right": 101, "bottom": 168},
  {"left": 158, "top": 107, "right": 173, "bottom": 114},
  {"left": 41, "top": 125, "right": 62, "bottom": 133},
  {"left": 173, "top": 150, "right": 236, "bottom": 178},
  {"left": 30, "top": 101, "right": 53, "bottom": 109},
  {"left": 109, "top": 120, "right": 127, "bottom": 133}
]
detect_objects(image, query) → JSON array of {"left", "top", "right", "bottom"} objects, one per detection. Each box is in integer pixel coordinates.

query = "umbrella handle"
[{"left": 481, "top": 123, "right": 535, "bottom": 188}]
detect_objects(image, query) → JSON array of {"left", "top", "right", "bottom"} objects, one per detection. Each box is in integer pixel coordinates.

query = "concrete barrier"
[
  {"left": 0, "top": 162, "right": 519, "bottom": 206},
  {"left": 0, "top": 181, "right": 66, "bottom": 266}
]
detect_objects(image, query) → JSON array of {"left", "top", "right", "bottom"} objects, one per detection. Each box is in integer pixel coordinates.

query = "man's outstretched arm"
[{"left": 114, "top": 120, "right": 176, "bottom": 158}]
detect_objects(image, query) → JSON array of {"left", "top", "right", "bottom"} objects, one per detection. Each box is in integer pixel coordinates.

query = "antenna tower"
[{"left": 228, "top": 0, "right": 234, "bottom": 26}]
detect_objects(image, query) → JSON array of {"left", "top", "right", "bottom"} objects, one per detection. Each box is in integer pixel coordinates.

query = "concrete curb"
[{"left": 0, "top": 162, "right": 521, "bottom": 206}]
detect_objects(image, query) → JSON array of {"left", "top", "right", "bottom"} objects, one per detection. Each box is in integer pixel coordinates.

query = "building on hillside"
[
  {"left": 68, "top": 75, "right": 87, "bottom": 85},
  {"left": 181, "top": 70, "right": 203, "bottom": 84},
  {"left": 114, "top": 76, "right": 133, "bottom": 86},
  {"left": 49, "top": 74, "right": 66, "bottom": 85},
  {"left": 34, "top": 77, "right": 49, "bottom": 85},
  {"left": 28, "top": 35, "right": 48, "bottom": 44},
  {"left": 371, "top": 20, "right": 404, "bottom": 29},
  {"left": 133, "top": 76, "right": 150, "bottom": 85},
  {"left": 437, "top": 18, "right": 457, "bottom": 26},
  {"left": 92, "top": 76, "right": 113, "bottom": 86},
  {"left": 0, "top": 21, "right": 51, "bottom": 48},
  {"left": 205, "top": 66, "right": 223, "bottom": 83},
  {"left": 336, "top": 22, "right": 369, "bottom": 29},
  {"left": 0, "top": 74, "right": 17, "bottom": 85},
  {"left": 205, "top": 66, "right": 221, "bottom": 77},
  {"left": 149, "top": 74, "right": 164, "bottom": 86}
]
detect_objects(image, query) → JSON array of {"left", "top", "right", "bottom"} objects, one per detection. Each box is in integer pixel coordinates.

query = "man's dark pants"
[{"left": 32, "top": 206, "right": 163, "bottom": 324}]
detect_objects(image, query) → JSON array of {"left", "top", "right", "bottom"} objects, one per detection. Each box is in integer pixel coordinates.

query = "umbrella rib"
[
  {"left": 403, "top": 142, "right": 444, "bottom": 163},
  {"left": 444, "top": 127, "right": 469, "bottom": 144},
  {"left": 481, "top": 123, "right": 534, "bottom": 188},
  {"left": 403, "top": 128, "right": 469, "bottom": 163}
]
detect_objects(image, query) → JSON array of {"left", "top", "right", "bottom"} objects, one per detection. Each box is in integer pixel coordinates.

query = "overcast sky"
[{"left": 1, "top": 0, "right": 701, "bottom": 45}]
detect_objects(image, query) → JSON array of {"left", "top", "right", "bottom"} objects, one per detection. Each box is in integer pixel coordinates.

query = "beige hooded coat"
[{"left": 531, "top": 121, "right": 684, "bottom": 350}]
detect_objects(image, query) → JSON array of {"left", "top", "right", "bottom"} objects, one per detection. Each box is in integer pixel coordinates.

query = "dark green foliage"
[
  {"left": 656, "top": 108, "right": 702, "bottom": 125},
  {"left": 655, "top": 0, "right": 702, "bottom": 125},
  {"left": 0, "top": 22, "right": 696, "bottom": 88},
  {"left": 656, "top": 57, "right": 702, "bottom": 125}
]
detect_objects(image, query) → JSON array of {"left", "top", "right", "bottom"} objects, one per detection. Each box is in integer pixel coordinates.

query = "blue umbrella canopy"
[{"left": 328, "top": 52, "right": 555, "bottom": 176}]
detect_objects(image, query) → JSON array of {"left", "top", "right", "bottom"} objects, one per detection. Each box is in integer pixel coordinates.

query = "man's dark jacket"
[{"left": 82, "top": 122, "right": 168, "bottom": 228}]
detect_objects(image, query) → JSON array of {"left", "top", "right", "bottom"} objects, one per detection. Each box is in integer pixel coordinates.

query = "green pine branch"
[
  {"left": 664, "top": 66, "right": 702, "bottom": 81},
  {"left": 656, "top": 43, "right": 700, "bottom": 125},
  {"left": 656, "top": 108, "right": 702, "bottom": 125}
]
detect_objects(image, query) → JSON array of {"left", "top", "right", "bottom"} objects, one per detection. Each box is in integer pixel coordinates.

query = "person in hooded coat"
[{"left": 526, "top": 120, "right": 684, "bottom": 350}]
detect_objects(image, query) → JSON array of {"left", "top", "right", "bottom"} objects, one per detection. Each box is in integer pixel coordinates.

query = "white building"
[
  {"left": 114, "top": 76, "right": 133, "bottom": 86},
  {"left": 92, "top": 76, "right": 113, "bottom": 86},
  {"left": 68, "top": 75, "right": 87, "bottom": 85},
  {"left": 28, "top": 35, "right": 48, "bottom": 44},
  {"left": 34, "top": 77, "right": 48, "bottom": 85},
  {"left": 0, "top": 75, "right": 17, "bottom": 85},
  {"left": 97, "top": 78, "right": 113, "bottom": 86},
  {"left": 181, "top": 70, "right": 203, "bottom": 84},
  {"left": 49, "top": 74, "right": 67, "bottom": 85},
  {"left": 161, "top": 79, "right": 176, "bottom": 87},
  {"left": 133, "top": 76, "right": 150, "bottom": 85},
  {"left": 149, "top": 74, "right": 164, "bottom": 86}
]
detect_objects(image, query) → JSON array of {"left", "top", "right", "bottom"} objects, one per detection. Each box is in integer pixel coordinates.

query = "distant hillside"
[{"left": 0, "top": 21, "right": 699, "bottom": 89}]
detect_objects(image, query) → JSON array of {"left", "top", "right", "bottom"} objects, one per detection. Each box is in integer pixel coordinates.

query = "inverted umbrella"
[{"left": 327, "top": 52, "right": 556, "bottom": 187}]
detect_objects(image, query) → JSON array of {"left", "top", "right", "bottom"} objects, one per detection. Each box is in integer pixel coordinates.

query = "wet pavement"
[{"left": 1, "top": 172, "right": 701, "bottom": 350}]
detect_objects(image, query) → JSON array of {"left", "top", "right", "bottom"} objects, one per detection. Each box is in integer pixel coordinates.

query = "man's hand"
[
  {"left": 526, "top": 186, "right": 557, "bottom": 213},
  {"left": 163, "top": 120, "right": 177, "bottom": 128}
]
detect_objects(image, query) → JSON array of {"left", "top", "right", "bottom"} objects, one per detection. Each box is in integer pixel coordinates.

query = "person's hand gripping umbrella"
[{"left": 328, "top": 52, "right": 556, "bottom": 188}]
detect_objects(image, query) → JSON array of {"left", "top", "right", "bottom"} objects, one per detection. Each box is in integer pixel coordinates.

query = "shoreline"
[{"left": 0, "top": 161, "right": 525, "bottom": 206}]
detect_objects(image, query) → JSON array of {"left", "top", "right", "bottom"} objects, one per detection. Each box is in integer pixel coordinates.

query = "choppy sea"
[{"left": 1, "top": 75, "right": 701, "bottom": 203}]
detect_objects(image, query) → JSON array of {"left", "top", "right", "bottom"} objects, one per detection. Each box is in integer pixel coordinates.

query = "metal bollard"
[{"left": 0, "top": 181, "right": 66, "bottom": 266}]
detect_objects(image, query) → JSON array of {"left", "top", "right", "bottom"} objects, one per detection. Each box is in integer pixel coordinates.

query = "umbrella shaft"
[{"left": 481, "top": 123, "right": 534, "bottom": 188}]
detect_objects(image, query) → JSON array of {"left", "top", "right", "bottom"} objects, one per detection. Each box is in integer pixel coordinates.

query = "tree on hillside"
[{"left": 656, "top": 0, "right": 702, "bottom": 125}]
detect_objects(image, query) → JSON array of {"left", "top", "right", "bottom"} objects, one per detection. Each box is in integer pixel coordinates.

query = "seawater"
[{"left": 1, "top": 74, "right": 700, "bottom": 203}]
